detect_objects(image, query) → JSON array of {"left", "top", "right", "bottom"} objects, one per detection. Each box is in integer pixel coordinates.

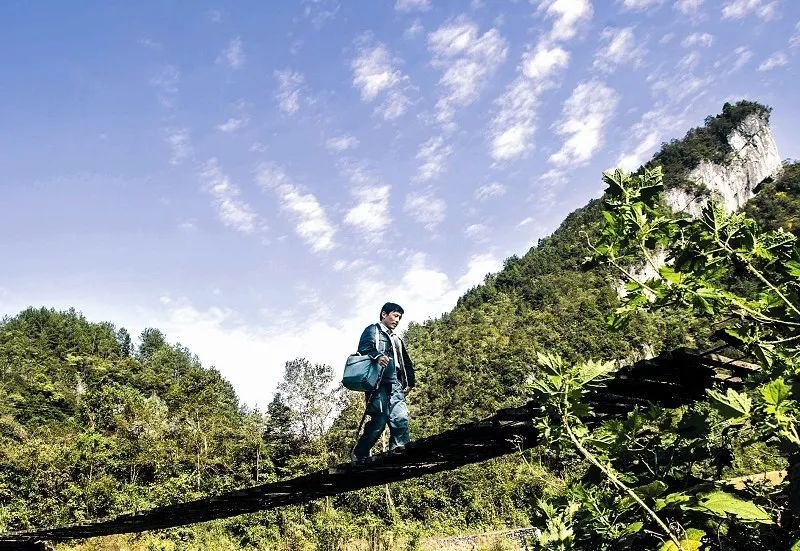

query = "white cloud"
[
  {"left": 163, "top": 128, "right": 192, "bottom": 165},
  {"left": 465, "top": 223, "right": 489, "bottom": 242},
  {"left": 490, "top": 78, "right": 540, "bottom": 162},
  {"left": 427, "top": 18, "right": 508, "bottom": 125},
  {"left": 275, "top": 70, "right": 305, "bottom": 115},
  {"left": 257, "top": 164, "right": 336, "bottom": 253},
  {"left": 415, "top": 136, "right": 453, "bottom": 181},
  {"left": 351, "top": 41, "right": 411, "bottom": 120},
  {"left": 722, "top": 0, "right": 778, "bottom": 20},
  {"left": 522, "top": 42, "right": 570, "bottom": 80},
  {"left": 325, "top": 135, "right": 360, "bottom": 152},
  {"left": 538, "top": 0, "right": 593, "bottom": 41},
  {"left": 758, "top": 51, "right": 789, "bottom": 71},
  {"left": 344, "top": 184, "right": 392, "bottom": 237},
  {"left": 615, "top": 106, "right": 689, "bottom": 171},
  {"left": 674, "top": 0, "right": 704, "bottom": 14},
  {"left": 405, "top": 20, "right": 424, "bottom": 38},
  {"left": 549, "top": 80, "right": 619, "bottom": 166},
  {"left": 199, "top": 158, "right": 259, "bottom": 234},
  {"left": 338, "top": 160, "right": 392, "bottom": 239},
  {"left": 618, "top": 0, "right": 664, "bottom": 9},
  {"left": 682, "top": 32, "right": 713, "bottom": 47},
  {"left": 488, "top": 0, "right": 582, "bottom": 164},
  {"left": 489, "top": 42, "right": 569, "bottom": 162},
  {"left": 593, "top": 27, "right": 646, "bottom": 72},
  {"left": 216, "top": 117, "right": 249, "bottom": 133},
  {"left": 138, "top": 37, "right": 162, "bottom": 50},
  {"left": 150, "top": 65, "right": 180, "bottom": 108},
  {"left": 679, "top": 51, "right": 701, "bottom": 69},
  {"left": 474, "top": 181, "right": 507, "bottom": 201},
  {"left": 404, "top": 191, "right": 446, "bottom": 230},
  {"left": 730, "top": 46, "right": 753, "bottom": 72},
  {"left": 217, "top": 37, "right": 244, "bottom": 68},
  {"left": 395, "top": 0, "right": 430, "bottom": 11},
  {"left": 792, "top": 21, "right": 800, "bottom": 47}
]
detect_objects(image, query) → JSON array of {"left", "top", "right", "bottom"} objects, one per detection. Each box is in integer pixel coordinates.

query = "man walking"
[{"left": 352, "top": 302, "right": 415, "bottom": 462}]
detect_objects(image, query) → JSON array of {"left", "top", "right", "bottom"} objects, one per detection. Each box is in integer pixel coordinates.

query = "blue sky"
[{"left": 2, "top": 0, "right": 799, "bottom": 409}]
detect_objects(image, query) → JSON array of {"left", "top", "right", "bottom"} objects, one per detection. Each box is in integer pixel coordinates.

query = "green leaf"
[
  {"left": 784, "top": 259, "right": 800, "bottom": 279},
  {"left": 655, "top": 491, "right": 691, "bottom": 511},
  {"left": 617, "top": 521, "right": 643, "bottom": 538},
  {"left": 791, "top": 539, "right": 800, "bottom": 551},
  {"left": 657, "top": 528, "right": 705, "bottom": 551},
  {"left": 576, "top": 359, "right": 615, "bottom": 386},
  {"left": 707, "top": 388, "right": 751, "bottom": 422},
  {"left": 659, "top": 265, "right": 683, "bottom": 284},
  {"left": 689, "top": 491, "right": 773, "bottom": 523},
  {"left": 762, "top": 378, "right": 791, "bottom": 407}
]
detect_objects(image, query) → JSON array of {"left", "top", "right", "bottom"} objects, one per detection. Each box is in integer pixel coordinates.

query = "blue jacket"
[{"left": 357, "top": 323, "right": 415, "bottom": 389}]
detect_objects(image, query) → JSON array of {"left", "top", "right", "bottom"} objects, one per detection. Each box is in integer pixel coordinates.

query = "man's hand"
[{"left": 378, "top": 355, "right": 390, "bottom": 367}]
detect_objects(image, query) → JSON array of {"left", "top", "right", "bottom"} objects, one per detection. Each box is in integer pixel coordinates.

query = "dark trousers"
[{"left": 353, "top": 380, "right": 409, "bottom": 459}]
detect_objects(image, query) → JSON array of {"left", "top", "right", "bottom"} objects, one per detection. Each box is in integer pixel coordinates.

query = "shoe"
[{"left": 351, "top": 453, "right": 368, "bottom": 464}]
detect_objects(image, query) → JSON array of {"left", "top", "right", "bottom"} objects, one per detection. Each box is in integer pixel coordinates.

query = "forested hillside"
[{"left": 1, "top": 100, "right": 797, "bottom": 550}]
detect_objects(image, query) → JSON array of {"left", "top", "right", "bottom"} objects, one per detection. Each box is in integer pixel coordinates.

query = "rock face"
[
  {"left": 623, "top": 112, "right": 782, "bottom": 303},
  {"left": 663, "top": 112, "right": 783, "bottom": 217}
]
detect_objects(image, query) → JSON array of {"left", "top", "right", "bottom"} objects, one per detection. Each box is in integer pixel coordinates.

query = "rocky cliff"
[{"left": 663, "top": 112, "right": 783, "bottom": 217}]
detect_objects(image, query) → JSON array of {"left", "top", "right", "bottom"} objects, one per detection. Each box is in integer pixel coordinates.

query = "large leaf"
[
  {"left": 762, "top": 377, "right": 791, "bottom": 408},
  {"left": 707, "top": 388, "right": 751, "bottom": 422},
  {"left": 657, "top": 528, "right": 705, "bottom": 551},
  {"left": 688, "top": 491, "right": 773, "bottom": 523}
]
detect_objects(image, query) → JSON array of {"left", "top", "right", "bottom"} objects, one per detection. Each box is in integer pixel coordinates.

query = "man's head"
[{"left": 379, "top": 302, "right": 404, "bottom": 330}]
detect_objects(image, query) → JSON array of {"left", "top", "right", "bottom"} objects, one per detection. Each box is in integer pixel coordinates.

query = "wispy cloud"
[
  {"left": 758, "top": 51, "right": 789, "bottom": 71},
  {"left": 395, "top": 0, "right": 430, "bottom": 12},
  {"left": 325, "top": 135, "right": 360, "bottom": 152},
  {"left": 138, "top": 37, "right": 162, "bottom": 50},
  {"left": 674, "top": 0, "right": 705, "bottom": 15},
  {"left": 730, "top": 46, "right": 754, "bottom": 72},
  {"left": 427, "top": 17, "right": 508, "bottom": 126},
  {"left": 275, "top": 70, "right": 305, "bottom": 115},
  {"left": 163, "top": 128, "right": 192, "bottom": 165},
  {"left": 549, "top": 80, "right": 619, "bottom": 167},
  {"left": 216, "top": 117, "right": 249, "bottom": 133},
  {"left": 618, "top": 0, "right": 665, "bottom": 10},
  {"left": 538, "top": 0, "right": 593, "bottom": 41},
  {"left": 681, "top": 32, "right": 714, "bottom": 47},
  {"left": 217, "top": 37, "right": 244, "bottom": 68},
  {"left": 351, "top": 40, "right": 411, "bottom": 120},
  {"left": 404, "top": 191, "right": 446, "bottom": 231},
  {"left": 415, "top": 136, "right": 453, "bottom": 182},
  {"left": 465, "top": 223, "right": 490, "bottom": 242},
  {"left": 593, "top": 27, "right": 646, "bottom": 72},
  {"left": 405, "top": 19, "right": 424, "bottom": 38},
  {"left": 489, "top": 41, "right": 569, "bottom": 162},
  {"left": 615, "top": 105, "right": 689, "bottom": 171},
  {"left": 722, "top": 0, "right": 778, "bottom": 21},
  {"left": 344, "top": 184, "right": 392, "bottom": 237},
  {"left": 257, "top": 164, "right": 336, "bottom": 252},
  {"left": 150, "top": 65, "right": 180, "bottom": 108},
  {"left": 200, "top": 158, "right": 259, "bottom": 234},
  {"left": 489, "top": 1, "right": 589, "bottom": 163},
  {"left": 338, "top": 160, "right": 392, "bottom": 239},
  {"left": 474, "top": 181, "right": 507, "bottom": 201}
]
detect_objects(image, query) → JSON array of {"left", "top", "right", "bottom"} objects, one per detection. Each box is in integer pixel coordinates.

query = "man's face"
[{"left": 381, "top": 310, "right": 402, "bottom": 330}]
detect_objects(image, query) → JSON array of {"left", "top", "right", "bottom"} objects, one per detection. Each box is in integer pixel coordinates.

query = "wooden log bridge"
[{"left": 0, "top": 348, "right": 756, "bottom": 550}]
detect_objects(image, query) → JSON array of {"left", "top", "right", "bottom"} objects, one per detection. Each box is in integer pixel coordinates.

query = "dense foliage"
[{"left": 0, "top": 100, "right": 793, "bottom": 550}]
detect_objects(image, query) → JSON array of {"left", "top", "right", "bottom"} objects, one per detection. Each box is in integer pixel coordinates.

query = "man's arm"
[
  {"left": 357, "top": 324, "right": 383, "bottom": 360},
  {"left": 401, "top": 338, "right": 415, "bottom": 389}
]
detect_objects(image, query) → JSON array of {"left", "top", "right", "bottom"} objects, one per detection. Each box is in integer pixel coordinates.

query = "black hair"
[{"left": 379, "top": 302, "right": 404, "bottom": 319}]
